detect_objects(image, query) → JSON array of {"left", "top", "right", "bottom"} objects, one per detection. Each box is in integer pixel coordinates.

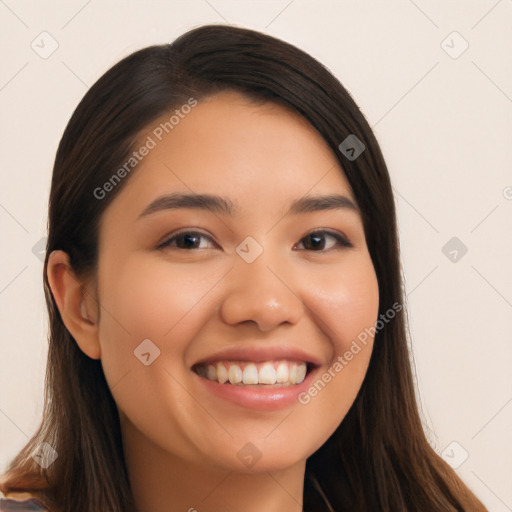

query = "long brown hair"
[{"left": 1, "top": 24, "right": 487, "bottom": 511}]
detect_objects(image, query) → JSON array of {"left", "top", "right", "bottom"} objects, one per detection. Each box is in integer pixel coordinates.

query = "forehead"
[{"left": 104, "top": 91, "right": 355, "bottom": 220}]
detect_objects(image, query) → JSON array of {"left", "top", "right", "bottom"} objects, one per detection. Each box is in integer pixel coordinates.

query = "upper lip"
[{"left": 192, "top": 344, "right": 323, "bottom": 367}]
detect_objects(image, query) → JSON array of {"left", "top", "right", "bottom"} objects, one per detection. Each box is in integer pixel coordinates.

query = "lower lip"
[{"left": 193, "top": 366, "right": 320, "bottom": 412}]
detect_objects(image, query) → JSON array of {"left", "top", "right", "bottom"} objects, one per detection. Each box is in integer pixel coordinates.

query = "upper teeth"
[{"left": 196, "top": 360, "right": 308, "bottom": 386}]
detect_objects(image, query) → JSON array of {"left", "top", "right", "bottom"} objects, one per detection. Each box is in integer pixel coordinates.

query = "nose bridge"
[{"left": 219, "top": 242, "right": 304, "bottom": 331}]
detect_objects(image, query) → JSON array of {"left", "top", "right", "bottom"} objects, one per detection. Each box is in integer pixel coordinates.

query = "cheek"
[
  {"left": 96, "top": 256, "right": 224, "bottom": 381},
  {"left": 94, "top": 257, "right": 233, "bottom": 461},
  {"left": 295, "top": 254, "right": 379, "bottom": 433},
  {"left": 306, "top": 254, "right": 380, "bottom": 354}
]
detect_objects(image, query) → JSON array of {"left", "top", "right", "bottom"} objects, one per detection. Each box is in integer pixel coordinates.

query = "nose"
[{"left": 219, "top": 251, "right": 305, "bottom": 332}]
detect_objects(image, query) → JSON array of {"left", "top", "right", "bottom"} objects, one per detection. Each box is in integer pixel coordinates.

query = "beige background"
[{"left": 1, "top": 1, "right": 511, "bottom": 510}]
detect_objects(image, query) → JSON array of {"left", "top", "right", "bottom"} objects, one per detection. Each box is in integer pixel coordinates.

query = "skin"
[{"left": 48, "top": 91, "right": 379, "bottom": 512}]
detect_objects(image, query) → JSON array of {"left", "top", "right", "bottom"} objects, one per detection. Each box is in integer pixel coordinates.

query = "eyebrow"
[{"left": 138, "top": 192, "right": 359, "bottom": 219}]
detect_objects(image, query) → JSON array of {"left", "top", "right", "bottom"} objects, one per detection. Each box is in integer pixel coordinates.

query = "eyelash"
[{"left": 157, "top": 229, "right": 353, "bottom": 252}]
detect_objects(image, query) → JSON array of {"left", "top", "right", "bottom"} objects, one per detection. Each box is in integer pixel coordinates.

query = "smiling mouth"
[{"left": 192, "top": 359, "right": 316, "bottom": 387}]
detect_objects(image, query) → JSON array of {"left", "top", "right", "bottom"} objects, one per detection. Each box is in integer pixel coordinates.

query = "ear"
[{"left": 47, "top": 250, "right": 101, "bottom": 360}]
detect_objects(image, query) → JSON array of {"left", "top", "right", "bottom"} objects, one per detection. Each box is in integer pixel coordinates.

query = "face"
[{"left": 93, "top": 91, "right": 379, "bottom": 473}]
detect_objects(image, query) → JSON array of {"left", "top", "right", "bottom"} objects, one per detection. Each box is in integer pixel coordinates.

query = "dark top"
[{"left": 0, "top": 493, "right": 49, "bottom": 511}]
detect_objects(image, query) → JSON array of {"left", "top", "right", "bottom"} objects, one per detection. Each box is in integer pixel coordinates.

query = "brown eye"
[
  {"left": 158, "top": 231, "right": 216, "bottom": 250},
  {"left": 296, "top": 230, "right": 353, "bottom": 251}
]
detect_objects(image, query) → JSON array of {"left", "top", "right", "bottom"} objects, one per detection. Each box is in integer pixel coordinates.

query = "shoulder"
[{"left": 0, "top": 490, "right": 50, "bottom": 511}]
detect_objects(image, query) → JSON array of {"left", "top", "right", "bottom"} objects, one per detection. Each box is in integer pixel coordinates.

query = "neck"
[{"left": 121, "top": 416, "right": 305, "bottom": 512}]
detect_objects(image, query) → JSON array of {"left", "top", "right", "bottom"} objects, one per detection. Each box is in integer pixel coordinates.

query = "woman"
[{"left": 0, "top": 24, "right": 488, "bottom": 511}]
